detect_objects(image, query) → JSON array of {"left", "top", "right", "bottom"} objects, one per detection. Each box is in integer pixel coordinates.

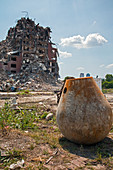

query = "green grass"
[
  {"left": 111, "top": 126, "right": 113, "bottom": 132},
  {"left": 40, "top": 112, "right": 48, "bottom": 119},
  {"left": 17, "top": 89, "right": 30, "bottom": 95},
  {"left": 0, "top": 101, "right": 113, "bottom": 169},
  {"left": 0, "top": 148, "right": 23, "bottom": 168},
  {"left": 102, "top": 88, "right": 113, "bottom": 94},
  {"left": 0, "top": 103, "right": 38, "bottom": 131}
]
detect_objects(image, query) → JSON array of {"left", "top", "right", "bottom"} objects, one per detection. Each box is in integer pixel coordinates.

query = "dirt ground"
[{"left": 0, "top": 92, "right": 113, "bottom": 169}]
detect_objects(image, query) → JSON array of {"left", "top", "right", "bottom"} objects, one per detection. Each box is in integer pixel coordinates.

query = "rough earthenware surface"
[{"left": 56, "top": 77, "right": 112, "bottom": 144}]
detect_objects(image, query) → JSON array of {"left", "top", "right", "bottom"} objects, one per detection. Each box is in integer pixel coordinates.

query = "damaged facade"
[{"left": 0, "top": 17, "right": 59, "bottom": 79}]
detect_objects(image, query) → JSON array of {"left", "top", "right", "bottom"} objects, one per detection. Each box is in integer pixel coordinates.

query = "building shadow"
[{"left": 59, "top": 136, "right": 113, "bottom": 159}]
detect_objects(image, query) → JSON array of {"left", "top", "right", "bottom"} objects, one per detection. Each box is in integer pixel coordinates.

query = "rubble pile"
[
  {"left": 0, "top": 68, "right": 61, "bottom": 92},
  {"left": 0, "top": 17, "right": 60, "bottom": 91}
]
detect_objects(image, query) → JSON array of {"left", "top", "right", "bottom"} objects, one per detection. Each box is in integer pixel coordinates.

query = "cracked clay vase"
[{"left": 56, "top": 77, "right": 112, "bottom": 144}]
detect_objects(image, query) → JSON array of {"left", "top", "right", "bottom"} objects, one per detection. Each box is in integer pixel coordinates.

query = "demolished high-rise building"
[{"left": 0, "top": 17, "right": 59, "bottom": 79}]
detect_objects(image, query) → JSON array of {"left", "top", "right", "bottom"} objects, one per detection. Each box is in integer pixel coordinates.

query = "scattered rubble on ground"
[
  {"left": 9, "top": 159, "right": 25, "bottom": 169},
  {"left": 46, "top": 113, "right": 53, "bottom": 121},
  {"left": 0, "top": 17, "right": 61, "bottom": 92}
]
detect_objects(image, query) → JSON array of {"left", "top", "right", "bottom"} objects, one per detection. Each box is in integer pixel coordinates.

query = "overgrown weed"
[{"left": 0, "top": 103, "right": 38, "bottom": 131}]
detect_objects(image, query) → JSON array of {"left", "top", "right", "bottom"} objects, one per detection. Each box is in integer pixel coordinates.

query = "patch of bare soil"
[
  {"left": 0, "top": 129, "right": 113, "bottom": 169},
  {"left": 0, "top": 93, "right": 113, "bottom": 169}
]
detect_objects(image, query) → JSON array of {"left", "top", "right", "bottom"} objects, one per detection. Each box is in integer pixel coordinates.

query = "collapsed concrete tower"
[{"left": 0, "top": 17, "right": 59, "bottom": 79}]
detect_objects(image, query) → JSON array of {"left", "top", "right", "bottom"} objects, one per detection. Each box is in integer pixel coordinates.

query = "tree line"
[{"left": 102, "top": 74, "right": 113, "bottom": 89}]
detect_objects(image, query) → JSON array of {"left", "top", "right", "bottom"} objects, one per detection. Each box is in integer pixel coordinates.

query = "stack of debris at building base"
[{"left": 0, "top": 17, "right": 61, "bottom": 92}]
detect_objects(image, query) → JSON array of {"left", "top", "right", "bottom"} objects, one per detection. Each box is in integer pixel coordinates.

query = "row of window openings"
[
  {"left": 4, "top": 57, "right": 16, "bottom": 65},
  {"left": 4, "top": 66, "right": 55, "bottom": 72},
  {"left": 4, "top": 61, "right": 56, "bottom": 68},
  {"left": 4, "top": 61, "right": 56, "bottom": 67}
]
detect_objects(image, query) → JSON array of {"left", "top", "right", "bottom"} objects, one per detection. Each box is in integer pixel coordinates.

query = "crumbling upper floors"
[{"left": 0, "top": 17, "right": 59, "bottom": 79}]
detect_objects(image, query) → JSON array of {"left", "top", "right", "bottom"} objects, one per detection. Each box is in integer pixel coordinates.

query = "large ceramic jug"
[{"left": 56, "top": 77, "right": 112, "bottom": 144}]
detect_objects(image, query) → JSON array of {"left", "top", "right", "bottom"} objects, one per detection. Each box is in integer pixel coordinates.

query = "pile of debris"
[
  {"left": 0, "top": 17, "right": 60, "bottom": 91},
  {"left": 0, "top": 67, "right": 61, "bottom": 92}
]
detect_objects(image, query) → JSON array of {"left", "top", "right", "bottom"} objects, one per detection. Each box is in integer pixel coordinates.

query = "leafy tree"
[
  {"left": 102, "top": 74, "right": 113, "bottom": 89},
  {"left": 105, "top": 74, "right": 113, "bottom": 82}
]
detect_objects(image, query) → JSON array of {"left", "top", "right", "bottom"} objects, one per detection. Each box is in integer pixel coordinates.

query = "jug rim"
[{"left": 66, "top": 76, "right": 93, "bottom": 82}]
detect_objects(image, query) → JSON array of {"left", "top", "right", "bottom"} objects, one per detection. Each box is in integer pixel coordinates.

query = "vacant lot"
[{"left": 0, "top": 92, "right": 113, "bottom": 169}]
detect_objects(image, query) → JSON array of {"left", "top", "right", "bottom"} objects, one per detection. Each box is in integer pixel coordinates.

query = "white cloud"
[
  {"left": 60, "top": 33, "right": 108, "bottom": 49},
  {"left": 76, "top": 67, "right": 84, "bottom": 70},
  {"left": 99, "top": 64, "right": 105, "bottom": 68},
  {"left": 106, "top": 64, "right": 113, "bottom": 68},
  {"left": 60, "top": 35, "right": 84, "bottom": 49},
  {"left": 59, "top": 50, "right": 72, "bottom": 58}
]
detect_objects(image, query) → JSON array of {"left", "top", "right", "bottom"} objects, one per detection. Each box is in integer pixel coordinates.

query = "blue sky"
[{"left": 0, "top": 0, "right": 113, "bottom": 78}]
